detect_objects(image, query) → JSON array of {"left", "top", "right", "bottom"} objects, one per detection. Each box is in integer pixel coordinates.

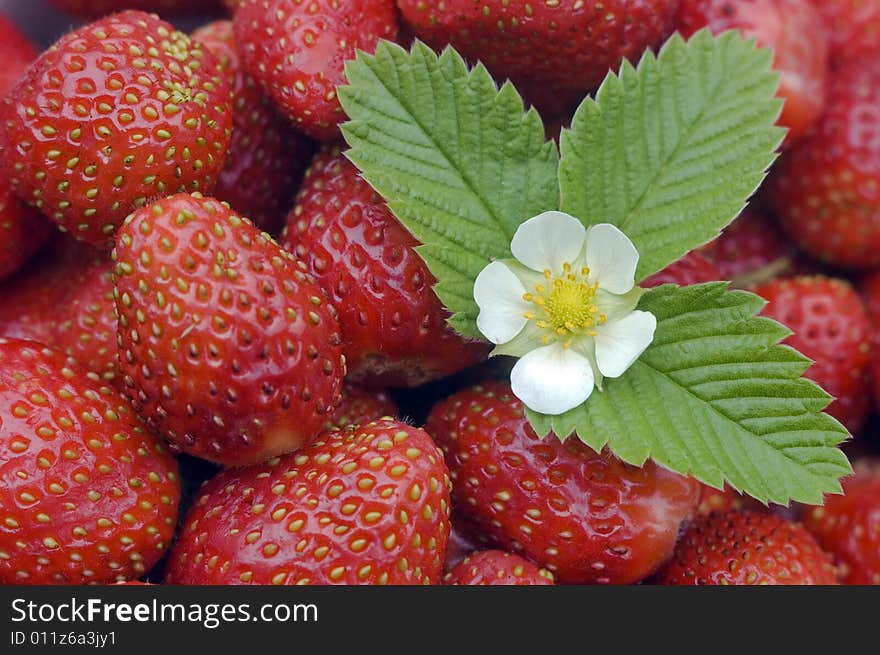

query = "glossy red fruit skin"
[
  {"left": 655, "top": 511, "right": 838, "bottom": 585},
  {"left": 675, "top": 0, "right": 828, "bottom": 144},
  {"left": 695, "top": 483, "right": 763, "bottom": 517},
  {"left": 328, "top": 384, "right": 398, "bottom": 430},
  {"left": 753, "top": 276, "right": 872, "bottom": 435},
  {"left": 803, "top": 461, "right": 880, "bottom": 584},
  {"left": 234, "top": 0, "right": 398, "bottom": 141},
  {"left": 0, "top": 14, "right": 37, "bottom": 97},
  {"left": 0, "top": 11, "right": 234, "bottom": 249},
  {"left": 113, "top": 193, "right": 345, "bottom": 467},
  {"left": 767, "top": 62, "right": 880, "bottom": 268},
  {"left": 166, "top": 419, "right": 451, "bottom": 585},
  {"left": 0, "top": 179, "right": 54, "bottom": 282},
  {"left": 642, "top": 249, "right": 723, "bottom": 287},
  {"left": 426, "top": 381, "right": 700, "bottom": 584},
  {"left": 807, "top": 0, "right": 880, "bottom": 66},
  {"left": 0, "top": 339, "right": 180, "bottom": 585},
  {"left": 192, "top": 20, "right": 313, "bottom": 235},
  {"left": 48, "top": 0, "right": 223, "bottom": 17},
  {"left": 397, "top": 0, "right": 678, "bottom": 97},
  {"left": 444, "top": 550, "right": 554, "bottom": 585},
  {"left": 281, "top": 149, "right": 488, "bottom": 387}
]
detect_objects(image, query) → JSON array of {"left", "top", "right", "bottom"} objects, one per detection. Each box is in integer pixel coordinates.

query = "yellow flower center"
[{"left": 523, "top": 263, "right": 607, "bottom": 348}]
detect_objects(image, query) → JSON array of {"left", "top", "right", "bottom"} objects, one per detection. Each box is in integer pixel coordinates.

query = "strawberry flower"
[{"left": 474, "top": 211, "right": 657, "bottom": 415}]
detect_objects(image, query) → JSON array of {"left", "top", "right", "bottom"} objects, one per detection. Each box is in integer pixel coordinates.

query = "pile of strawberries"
[{"left": 1, "top": 0, "right": 880, "bottom": 587}]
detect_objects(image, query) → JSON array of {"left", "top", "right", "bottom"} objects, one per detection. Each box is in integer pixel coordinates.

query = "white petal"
[
  {"left": 510, "top": 342, "right": 595, "bottom": 415},
  {"left": 585, "top": 223, "right": 639, "bottom": 294},
  {"left": 474, "top": 261, "right": 530, "bottom": 344},
  {"left": 594, "top": 310, "right": 657, "bottom": 378},
  {"left": 511, "top": 211, "right": 587, "bottom": 273}
]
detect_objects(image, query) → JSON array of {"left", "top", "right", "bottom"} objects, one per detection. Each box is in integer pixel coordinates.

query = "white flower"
[{"left": 474, "top": 211, "right": 657, "bottom": 415}]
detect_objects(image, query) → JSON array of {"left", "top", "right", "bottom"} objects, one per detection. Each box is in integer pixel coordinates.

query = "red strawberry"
[
  {"left": 807, "top": 0, "right": 880, "bottom": 66},
  {"left": 0, "top": 338, "right": 180, "bottom": 585},
  {"left": 233, "top": 0, "right": 398, "bottom": 141},
  {"left": 0, "top": 13, "right": 37, "bottom": 97},
  {"left": 444, "top": 550, "right": 554, "bottom": 586},
  {"left": 753, "top": 276, "right": 872, "bottom": 435},
  {"left": 328, "top": 384, "right": 398, "bottom": 431},
  {"left": 397, "top": 0, "right": 678, "bottom": 101},
  {"left": 193, "top": 20, "right": 313, "bottom": 235},
  {"left": 425, "top": 381, "right": 700, "bottom": 584},
  {"left": 280, "top": 148, "right": 488, "bottom": 387},
  {"left": 695, "top": 483, "right": 763, "bottom": 517},
  {"left": 654, "top": 511, "right": 838, "bottom": 585},
  {"left": 0, "top": 11, "right": 234, "bottom": 249},
  {"left": 0, "top": 235, "right": 103, "bottom": 343},
  {"left": 767, "top": 61, "right": 880, "bottom": 268},
  {"left": 113, "top": 192, "right": 345, "bottom": 466},
  {"left": 642, "top": 249, "right": 723, "bottom": 287},
  {"left": 50, "top": 259, "right": 120, "bottom": 384},
  {"left": 675, "top": 0, "right": 828, "bottom": 144},
  {"left": 166, "top": 419, "right": 451, "bottom": 585},
  {"left": 857, "top": 268, "right": 880, "bottom": 326},
  {"left": 48, "top": 0, "right": 224, "bottom": 17},
  {"left": 0, "top": 179, "right": 54, "bottom": 282},
  {"left": 803, "top": 460, "right": 880, "bottom": 584}
]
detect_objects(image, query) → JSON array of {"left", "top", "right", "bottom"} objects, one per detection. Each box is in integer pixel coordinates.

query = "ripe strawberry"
[
  {"left": 0, "top": 11, "right": 234, "bottom": 249},
  {"left": 675, "top": 0, "right": 828, "bottom": 144},
  {"left": 328, "top": 384, "right": 398, "bottom": 431},
  {"left": 444, "top": 550, "right": 554, "bottom": 586},
  {"left": 113, "top": 192, "right": 345, "bottom": 466},
  {"left": 233, "top": 0, "right": 398, "bottom": 141},
  {"left": 642, "top": 249, "right": 723, "bottom": 288},
  {"left": 803, "top": 461, "right": 880, "bottom": 584},
  {"left": 0, "top": 235, "right": 103, "bottom": 343},
  {"left": 753, "top": 276, "right": 872, "bottom": 435},
  {"left": 166, "top": 419, "right": 451, "bottom": 585},
  {"left": 0, "top": 179, "right": 54, "bottom": 282},
  {"left": 50, "top": 259, "right": 120, "bottom": 384},
  {"left": 807, "top": 0, "right": 880, "bottom": 66},
  {"left": 767, "top": 61, "right": 880, "bottom": 268},
  {"left": 425, "top": 381, "right": 700, "bottom": 584},
  {"left": 397, "top": 0, "right": 678, "bottom": 101},
  {"left": 857, "top": 268, "right": 880, "bottom": 326},
  {"left": 654, "top": 511, "right": 838, "bottom": 585},
  {"left": 0, "top": 14, "right": 37, "bottom": 96},
  {"left": 0, "top": 338, "right": 180, "bottom": 585},
  {"left": 192, "top": 20, "right": 313, "bottom": 235},
  {"left": 48, "top": 0, "right": 224, "bottom": 17},
  {"left": 695, "top": 483, "right": 762, "bottom": 517},
  {"left": 280, "top": 148, "right": 488, "bottom": 387}
]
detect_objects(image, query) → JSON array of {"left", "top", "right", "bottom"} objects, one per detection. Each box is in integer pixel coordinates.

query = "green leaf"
[
  {"left": 527, "top": 283, "right": 851, "bottom": 506},
  {"left": 338, "top": 41, "right": 559, "bottom": 337},
  {"left": 559, "top": 30, "right": 785, "bottom": 281}
]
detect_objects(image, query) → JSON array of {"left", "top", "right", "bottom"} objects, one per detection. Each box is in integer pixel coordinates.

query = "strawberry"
[
  {"left": 767, "top": 61, "right": 880, "bottom": 268},
  {"left": 642, "top": 249, "right": 723, "bottom": 288},
  {"left": 0, "top": 179, "right": 54, "bottom": 282},
  {"left": 444, "top": 550, "right": 554, "bottom": 586},
  {"left": 397, "top": 0, "right": 678, "bottom": 102},
  {"left": 48, "top": 0, "right": 224, "bottom": 17},
  {"left": 328, "top": 384, "right": 398, "bottom": 431},
  {"left": 654, "top": 511, "right": 838, "bottom": 585},
  {"left": 807, "top": 0, "right": 880, "bottom": 67},
  {"left": 675, "top": 0, "right": 828, "bottom": 144},
  {"left": 0, "top": 338, "right": 180, "bottom": 584},
  {"left": 0, "top": 11, "right": 234, "bottom": 249},
  {"left": 113, "top": 192, "right": 345, "bottom": 466},
  {"left": 857, "top": 268, "right": 880, "bottom": 327},
  {"left": 0, "top": 13, "right": 37, "bottom": 97},
  {"left": 803, "top": 460, "right": 880, "bottom": 584},
  {"left": 695, "top": 484, "right": 763, "bottom": 517},
  {"left": 165, "top": 419, "right": 451, "bottom": 585},
  {"left": 280, "top": 148, "right": 488, "bottom": 387},
  {"left": 233, "top": 0, "right": 398, "bottom": 141},
  {"left": 753, "top": 276, "right": 872, "bottom": 435},
  {"left": 192, "top": 20, "right": 313, "bottom": 235},
  {"left": 425, "top": 381, "right": 700, "bottom": 584}
]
